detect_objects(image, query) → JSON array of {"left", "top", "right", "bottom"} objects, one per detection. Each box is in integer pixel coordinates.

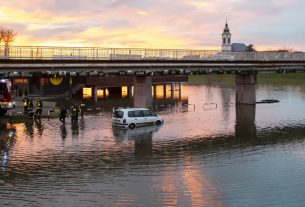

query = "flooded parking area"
[{"left": 1, "top": 74, "right": 305, "bottom": 207}]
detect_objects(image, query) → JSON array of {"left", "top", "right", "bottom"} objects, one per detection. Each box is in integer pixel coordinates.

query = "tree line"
[{"left": 0, "top": 27, "right": 16, "bottom": 47}]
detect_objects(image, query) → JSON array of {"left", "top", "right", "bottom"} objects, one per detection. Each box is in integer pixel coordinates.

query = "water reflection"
[
  {"left": 23, "top": 118, "right": 45, "bottom": 138},
  {"left": 235, "top": 104, "right": 256, "bottom": 139},
  {"left": 0, "top": 124, "right": 16, "bottom": 173},
  {"left": 24, "top": 119, "right": 34, "bottom": 137},
  {"left": 112, "top": 125, "right": 161, "bottom": 142},
  {"left": 60, "top": 124, "right": 67, "bottom": 139},
  {"left": 2, "top": 74, "right": 305, "bottom": 206},
  {"left": 113, "top": 125, "right": 162, "bottom": 158},
  {"left": 34, "top": 118, "right": 44, "bottom": 136},
  {"left": 71, "top": 121, "right": 79, "bottom": 137},
  {"left": 181, "top": 158, "right": 224, "bottom": 207}
]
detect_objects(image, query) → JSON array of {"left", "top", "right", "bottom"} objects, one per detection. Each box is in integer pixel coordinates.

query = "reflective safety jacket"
[
  {"left": 28, "top": 101, "right": 33, "bottom": 110},
  {"left": 79, "top": 103, "right": 85, "bottom": 112},
  {"left": 36, "top": 100, "right": 43, "bottom": 109},
  {"left": 23, "top": 98, "right": 29, "bottom": 107}
]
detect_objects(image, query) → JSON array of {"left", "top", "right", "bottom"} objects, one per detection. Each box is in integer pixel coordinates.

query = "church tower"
[{"left": 222, "top": 20, "right": 232, "bottom": 52}]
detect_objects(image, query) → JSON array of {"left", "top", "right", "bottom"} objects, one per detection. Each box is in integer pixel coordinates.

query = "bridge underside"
[
  {"left": 0, "top": 59, "right": 305, "bottom": 78},
  {"left": 1, "top": 59, "right": 304, "bottom": 106}
]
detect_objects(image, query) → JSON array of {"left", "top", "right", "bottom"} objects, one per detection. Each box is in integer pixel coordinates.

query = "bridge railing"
[
  {"left": 0, "top": 45, "right": 220, "bottom": 60},
  {"left": 0, "top": 45, "right": 305, "bottom": 60}
]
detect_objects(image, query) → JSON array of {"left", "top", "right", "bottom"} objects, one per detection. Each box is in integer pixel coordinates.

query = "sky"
[{"left": 0, "top": 0, "right": 305, "bottom": 51}]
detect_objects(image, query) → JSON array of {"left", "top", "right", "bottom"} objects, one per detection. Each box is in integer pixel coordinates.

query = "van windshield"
[{"left": 114, "top": 110, "right": 124, "bottom": 118}]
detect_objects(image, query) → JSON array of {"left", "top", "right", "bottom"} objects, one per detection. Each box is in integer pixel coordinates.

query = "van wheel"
[
  {"left": 129, "top": 123, "right": 136, "bottom": 130},
  {"left": 155, "top": 120, "right": 162, "bottom": 126}
]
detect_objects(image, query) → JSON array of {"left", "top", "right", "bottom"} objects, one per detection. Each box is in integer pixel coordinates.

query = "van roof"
[{"left": 115, "top": 108, "right": 150, "bottom": 111}]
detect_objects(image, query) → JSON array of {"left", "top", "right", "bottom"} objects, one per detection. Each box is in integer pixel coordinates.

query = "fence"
[{"left": 1, "top": 45, "right": 304, "bottom": 61}]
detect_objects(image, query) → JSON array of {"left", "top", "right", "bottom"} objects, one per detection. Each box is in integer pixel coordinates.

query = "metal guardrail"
[
  {"left": 1, "top": 45, "right": 304, "bottom": 61},
  {"left": 0, "top": 45, "right": 219, "bottom": 60}
]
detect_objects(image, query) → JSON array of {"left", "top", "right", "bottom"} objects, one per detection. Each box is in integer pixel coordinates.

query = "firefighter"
[
  {"left": 71, "top": 105, "right": 79, "bottom": 123},
  {"left": 27, "top": 98, "right": 34, "bottom": 117},
  {"left": 59, "top": 107, "right": 68, "bottom": 123},
  {"left": 23, "top": 96, "right": 29, "bottom": 115},
  {"left": 79, "top": 101, "right": 86, "bottom": 119},
  {"left": 35, "top": 98, "right": 43, "bottom": 117}
]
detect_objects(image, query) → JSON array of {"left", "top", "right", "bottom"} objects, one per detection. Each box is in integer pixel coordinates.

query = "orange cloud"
[{"left": 0, "top": 0, "right": 304, "bottom": 51}]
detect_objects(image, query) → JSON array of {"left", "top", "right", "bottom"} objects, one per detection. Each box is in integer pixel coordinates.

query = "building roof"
[{"left": 231, "top": 43, "right": 248, "bottom": 52}]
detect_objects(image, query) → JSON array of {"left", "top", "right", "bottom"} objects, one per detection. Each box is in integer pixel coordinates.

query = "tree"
[
  {"left": 0, "top": 27, "right": 16, "bottom": 46},
  {"left": 0, "top": 27, "right": 17, "bottom": 57},
  {"left": 246, "top": 44, "right": 256, "bottom": 52},
  {"left": 0, "top": 27, "right": 5, "bottom": 45},
  {"left": 3, "top": 29, "right": 16, "bottom": 47}
]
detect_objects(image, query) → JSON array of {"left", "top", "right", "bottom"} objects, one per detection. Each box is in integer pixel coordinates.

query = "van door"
[
  {"left": 133, "top": 110, "right": 145, "bottom": 126},
  {"left": 142, "top": 110, "right": 155, "bottom": 125}
]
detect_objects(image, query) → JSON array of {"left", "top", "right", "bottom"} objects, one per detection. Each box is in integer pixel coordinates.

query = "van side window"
[
  {"left": 114, "top": 110, "right": 124, "bottom": 118},
  {"left": 143, "top": 110, "right": 153, "bottom": 117},
  {"left": 134, "top": 110, "right": 144, "bottom": 117},
  {"left": 128, "top": 111, "right": 135, "bottom": 117}
]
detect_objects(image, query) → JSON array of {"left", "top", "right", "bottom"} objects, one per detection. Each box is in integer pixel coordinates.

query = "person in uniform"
[
  {"left": 71, "top": 105, "right": 79, "bottom": 123},
  {"left": 27, "top": 98, "right": 34, "bottom": 117},
  {"left": 23, "top": 96, "right": 29, "bottom": 115},
  {"left": 59, "top": 107, "right": 68, "bottom": 123},
  {"left": 35, "top": 98, "right": 43, "bottom": 117},
  {"left": 79, "top": 101, "right": 86, "bottom": 119}
]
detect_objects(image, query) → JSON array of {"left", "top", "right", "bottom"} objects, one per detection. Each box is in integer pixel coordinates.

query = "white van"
[{"left": 112, "top": 108, "right": 163, "bottom": 129}]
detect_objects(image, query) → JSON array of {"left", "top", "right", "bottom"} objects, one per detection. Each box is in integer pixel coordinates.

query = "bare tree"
[
  {"left": 0, "top": 27, "right": 5, "bottom": 45},
  {"left": 3, "top": 29, "right": 16, "bottom": 47},
  {"left": 0, "top": 27, "right": 17, "bottom": 57}
]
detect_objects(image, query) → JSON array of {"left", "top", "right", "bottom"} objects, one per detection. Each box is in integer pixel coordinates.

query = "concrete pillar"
[
  {"left": 170, "top": 83, "right": 174, "bottom": 99},
  {"left": 69, "top": 76, "right": 73, "bottom": 108},
  {"left": 178, "top": 83, "right": 182, "bottom": 100},
  {"left": 94, "top": 86, "right": 98, "bottom": 103},
  {"left": 127, "top": 85, "right": 133, "bottom": 98},
  {"left": 163, "top": 84, "right": 166, "bottom": 99},
  {"left": 133, "top": 76, "right": 152, "bottom": 108},
  {"left": 39, "top": 78, "right": 45, "bottom": 96},
  {"left": 236, "top": 73, "right": 256, "bottom": 105},
  {"left": 235, "top": 104, "right": 256, "bottom": 138},
  {"left": 153, "top": 85, "right": 157, "bottom": 99}
]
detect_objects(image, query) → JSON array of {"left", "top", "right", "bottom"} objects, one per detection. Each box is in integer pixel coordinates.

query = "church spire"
[{"left": 222, "top": 20, "right": 232, "bottom": 52}]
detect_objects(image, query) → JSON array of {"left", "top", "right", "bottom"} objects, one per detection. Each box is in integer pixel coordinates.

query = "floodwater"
[{"left": 1, "top": 74, "right": 305, "bottom": 207}]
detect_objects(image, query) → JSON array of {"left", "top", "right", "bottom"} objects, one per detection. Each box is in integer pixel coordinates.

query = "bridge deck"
[{"left": 0, "top": 59, "right": 305, "bottom": 77}]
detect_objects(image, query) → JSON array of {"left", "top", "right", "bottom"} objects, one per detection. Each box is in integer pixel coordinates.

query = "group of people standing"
[
  {"left": 23, "top": 96, "right": 86, "bottom": 123},
  {"left": 23, "top": 96, "right": 43, "bottom": 118},
  {"left": 59, "top": 102, "right": 85, "bottom": 124}
]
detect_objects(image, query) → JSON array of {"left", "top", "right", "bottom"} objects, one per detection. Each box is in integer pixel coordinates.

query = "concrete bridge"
[{"left": 1, "top": 46, "right": 305, "bottom": 105}]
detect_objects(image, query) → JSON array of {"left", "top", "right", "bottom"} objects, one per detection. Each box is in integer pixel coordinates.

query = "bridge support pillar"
[
  {"left": 236, "top": 73, "right": 256, "bottom": 105},
  {"left": 133, "top": 76, "right": 152, "bottom": 108}
]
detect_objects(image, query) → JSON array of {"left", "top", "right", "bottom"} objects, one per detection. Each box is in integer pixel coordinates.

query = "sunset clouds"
[{"left": 1, "top": 0, "right": 304, "bottom": 50}]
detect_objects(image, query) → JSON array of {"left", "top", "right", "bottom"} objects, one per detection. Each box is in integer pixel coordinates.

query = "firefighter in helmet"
[{"left": 35, "top": 98, "right": 43, "bottom": 117}]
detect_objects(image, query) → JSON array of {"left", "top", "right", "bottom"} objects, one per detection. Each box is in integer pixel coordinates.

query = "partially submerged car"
[{"left": 112, "top": 108, "right": 163, "bottom": 129}]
